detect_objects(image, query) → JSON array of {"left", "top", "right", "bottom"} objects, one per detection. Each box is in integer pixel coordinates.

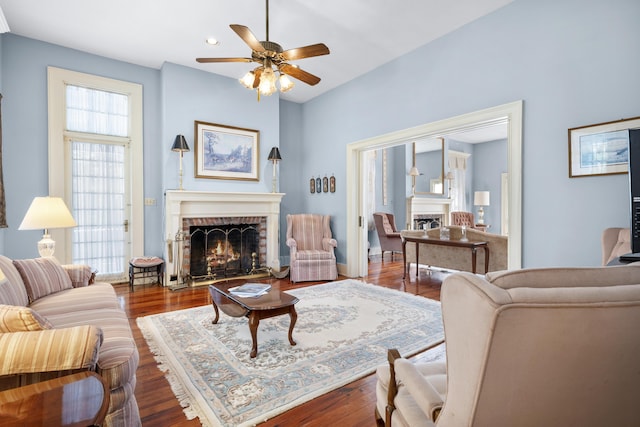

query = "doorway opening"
[{"left": 346, "top": 101, "right": 523, "bottom": 278}]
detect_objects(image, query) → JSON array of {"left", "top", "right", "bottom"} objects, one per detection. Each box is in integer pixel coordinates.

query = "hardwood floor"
[{"left": 116, "top": 256, "right": 448, "bottom": 426}]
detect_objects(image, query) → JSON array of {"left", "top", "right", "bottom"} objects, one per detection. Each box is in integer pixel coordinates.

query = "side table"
[{"left": 0, "top": 371, "right": 109, "bottom": 426}]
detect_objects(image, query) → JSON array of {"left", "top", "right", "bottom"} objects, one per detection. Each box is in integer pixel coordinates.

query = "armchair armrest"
[
  {"left": 322, "top": 238, "right": 337, "bottom": 252},
  {"left": 395, "top": 358, "right": 445, "bottom": 421},
  {"left": 0, "top": 325, "right": 103, "bottom": 376},
  {"left": 286, "top": 238, "right": 297, "bottom": 249}
]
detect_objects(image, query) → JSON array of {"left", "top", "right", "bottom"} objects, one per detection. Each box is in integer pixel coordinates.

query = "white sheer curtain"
[
  {"left": 449, "top": 152, "right": 468, "bottom": 212},
  {"left": 66, "top": 85, "right": 128, "bottom": 136},
  {"left": 71, "top": 142, "right": 126, "bottom": 278},
  {"left": 66, "top": 85, "right": 129, "bottom": 279}
]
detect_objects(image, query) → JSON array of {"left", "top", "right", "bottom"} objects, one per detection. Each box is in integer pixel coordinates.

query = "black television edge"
[{"left": 620, "top": 128, "right": 640, "bottom": 262}]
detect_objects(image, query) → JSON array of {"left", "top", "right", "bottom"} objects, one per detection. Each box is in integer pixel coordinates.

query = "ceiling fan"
[{"left": 196, "top": 0, "right": 330, "bottom": 96}]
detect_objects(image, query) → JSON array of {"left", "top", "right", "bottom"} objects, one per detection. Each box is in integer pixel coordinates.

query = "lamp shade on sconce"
[
  {"left": 409, "top": 166, "right": 420, "bottom": 177},
  {"left": 268, "top": 147, "right": 282, "bottom": 161},
  {"left": 171, "top": 135, "right": 190, "bottom": 152}
]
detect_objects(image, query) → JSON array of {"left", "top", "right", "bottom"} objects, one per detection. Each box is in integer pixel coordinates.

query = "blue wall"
[
  {"left": 286, "top": 0, "right": 640, "bottom": 267},
  {"left": 1, "top": 0, "right": 639, "bottom": 268}
]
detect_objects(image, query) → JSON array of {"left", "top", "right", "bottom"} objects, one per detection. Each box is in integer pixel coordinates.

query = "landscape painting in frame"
[
  {"left": 194, "top": 121, "right": 259, "bottom": 181},
  {"left": 568, "top": 116, "right": 640, "bottom": 178}
]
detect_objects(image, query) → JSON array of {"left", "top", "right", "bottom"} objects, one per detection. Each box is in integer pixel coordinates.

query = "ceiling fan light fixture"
[
  {"left": 258, "top": 67, "right": 277, "bottom": 96},
  {"left": 278, "top": 73, "right": 295, "bottom": 92},
  {"left": 205, "top": 37, "right": 219, "bottom": 46},
  {"left": 239, "top": 70, "right": 255, "bottom": 89}
]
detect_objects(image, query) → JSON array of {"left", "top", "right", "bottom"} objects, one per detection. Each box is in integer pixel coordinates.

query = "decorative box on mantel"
[
  {"left": 406, "top": 196, "right": 452, "bottom": 230},
  {"left": 164, "top": 190, "right": 285, "bottom": 286}
]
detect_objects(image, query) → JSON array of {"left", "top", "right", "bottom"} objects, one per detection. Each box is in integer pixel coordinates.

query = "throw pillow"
[
  {"left": 13, "top": 258, "right": 73, "bottom": 303},
  {"left": 62, "top": 264, "right": 95, "bottom": 288},
  {"left": 0, "top": 304, "right": 53, "bottom": 332}
]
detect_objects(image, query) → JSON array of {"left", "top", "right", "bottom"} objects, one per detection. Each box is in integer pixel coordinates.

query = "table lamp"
[
  {"left": 19, "top": 196, "right": 77, "bottom": 257},
  {"left": 474, "top": 191, "right": 490, "bottom": 224}
]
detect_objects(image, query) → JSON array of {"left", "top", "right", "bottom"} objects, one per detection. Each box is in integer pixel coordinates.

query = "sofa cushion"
[
  {"left": 13, "top": 258, "right": 73, "bottom": 303},
  {"left": 0, "top": 304, "right": 52, "bottom": 332},
  {"left": 38, "top": 306, "right": 138, "bottom": 391},
  {"left": 0, "top": 256, "right": 29, "bottom": 306},
  {"left": 29, "top": 282, "right": 120, "bottom": 314}
]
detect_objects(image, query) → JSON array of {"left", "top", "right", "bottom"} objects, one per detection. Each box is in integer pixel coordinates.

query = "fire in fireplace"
[{"left": 189, "top": 223, "right": 261, "bottom": 280}]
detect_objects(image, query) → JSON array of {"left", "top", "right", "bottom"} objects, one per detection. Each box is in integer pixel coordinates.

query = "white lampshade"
[
  {"left": 474, "top": 191, "right": 490, "bottom": 206},
  {"left": 19, "top": 197, "right": 77, "bottom": 257},
  {"left": 409, "top": 166, "right": 420, "bottom": 177}
]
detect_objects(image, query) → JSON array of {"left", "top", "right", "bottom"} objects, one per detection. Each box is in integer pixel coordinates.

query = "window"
[{"left": 48, "top": 67, "right": 143, "bottom": 281}]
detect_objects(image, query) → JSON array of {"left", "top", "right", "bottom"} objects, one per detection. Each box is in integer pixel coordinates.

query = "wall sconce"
[
  {"left": 171, "top": 135, "right": 190, "bottom": 191},
  {"left": 19, "top": 196, "right": 77, "bottom": 257},
  {"left": 445, "top": 171, "right": 455, "bottom": 197},
  {"left": 267, "top": 147, "right": 282, "bottom": 193},
  {"left": 409, "top": 166, "right": 420, "bottom": 195},
  {"left": 474, "top": 191, "right": 490, "bottom": 224}
]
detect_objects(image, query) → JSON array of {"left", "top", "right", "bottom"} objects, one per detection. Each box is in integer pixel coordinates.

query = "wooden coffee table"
[{"left": 208, "top": 283, "right": 299, "bottom": 358}]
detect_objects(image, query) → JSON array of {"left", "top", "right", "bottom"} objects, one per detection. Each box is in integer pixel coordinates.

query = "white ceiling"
[{"left": 0, "top": 0, "right": 513, "bottom": 103}]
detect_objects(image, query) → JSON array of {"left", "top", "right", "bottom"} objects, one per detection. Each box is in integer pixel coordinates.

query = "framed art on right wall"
[{"left": 569, "top": 116, "right": 640, "bottom": 178}]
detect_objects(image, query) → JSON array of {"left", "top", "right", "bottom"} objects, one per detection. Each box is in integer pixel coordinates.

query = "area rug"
[{"left": 137, "top": 279, "right": 444, "bottom": 427}]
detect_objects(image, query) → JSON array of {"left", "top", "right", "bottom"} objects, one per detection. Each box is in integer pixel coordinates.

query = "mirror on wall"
[{"left": 412, "top": 138, "right": 444, "bottom": 195}]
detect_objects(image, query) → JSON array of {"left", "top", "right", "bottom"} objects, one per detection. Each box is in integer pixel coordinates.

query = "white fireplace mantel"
[
  {"left": 406, "top": 196, "right": 452, "bottom": 229},
  {"left": 164, "top": 190, "right": 285, "bottom": 285}
]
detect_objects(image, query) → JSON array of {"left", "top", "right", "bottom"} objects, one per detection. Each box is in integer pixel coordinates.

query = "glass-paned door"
[
  {"left": 65, "top": 84, "right": 131, "bottom": 282},
  {"left": 70, "top": 141, "right": 129, "bottom": 281}
]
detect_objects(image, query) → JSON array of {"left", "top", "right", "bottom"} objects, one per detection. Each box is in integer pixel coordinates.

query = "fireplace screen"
[{"left": 189, "top": 224, "right": 260, "bottom": 280}]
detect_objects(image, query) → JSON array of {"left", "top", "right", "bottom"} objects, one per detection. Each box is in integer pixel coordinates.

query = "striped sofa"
[{"left": 0, "top": 255, "right": 140, "bottom": 427}]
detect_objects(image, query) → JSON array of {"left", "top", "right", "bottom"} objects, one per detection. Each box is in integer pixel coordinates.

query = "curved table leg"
[
  {"left": 288, "top": 306, "right": 297, "bottom": 346},
  {"left": 211, "top": 301, "right": 220, "bottom": 324},
  {"left": 249, "top": 311, "right": 259, "bottom": 358}
]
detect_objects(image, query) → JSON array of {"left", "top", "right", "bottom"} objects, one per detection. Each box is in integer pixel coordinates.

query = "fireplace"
[
  {"left": 414, "top": 214, "right": 443, "bottom": 230},
  {"left": 164, "top": 191, "right": 284, "bottom": 287},
  {"left": 406, "top": 196, "right": 452, "bottom": 229},
  {"left": 184, "top": 216, "right": 266, "bottom": 281}
]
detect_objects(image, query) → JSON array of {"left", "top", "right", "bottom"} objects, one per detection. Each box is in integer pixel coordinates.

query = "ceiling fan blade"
[
  {"left": 280, "top": 64, "right": 321, "bottom": 86},
  {"left": 230, "top": 24, "right": 266, "bottom": 52},
  {"left": 196, "top": 57, "right": 253, "bottom": 63},
  {"left": 281, "top": 43, "right": 330, "bottom": 61}
]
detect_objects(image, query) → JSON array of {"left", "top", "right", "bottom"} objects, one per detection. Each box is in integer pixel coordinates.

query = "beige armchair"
[
  {"left": 373, "top": 212, "right": 403, "bottom": 261},
  {"left": 602, "top": 227, "right": 631, "bottom": 265},
  {"left": 376, "top": 263, "right": 640, "bottom": 427},
  {"left": 401, "top": 226, "right": 507, "bottom": 275},
  {"left": 286, "top": 214, "right": 338, "bottom": 282}
]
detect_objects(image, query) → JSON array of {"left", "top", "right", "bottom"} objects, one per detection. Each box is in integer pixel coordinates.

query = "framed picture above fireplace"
[{"left": 194, "top": 120, "right": 259, "bottom": 181}]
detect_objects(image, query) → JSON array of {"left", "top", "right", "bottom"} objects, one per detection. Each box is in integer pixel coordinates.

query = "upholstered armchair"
[
  {"left": 373, "top": 212, "right": 403, "bottom": 261},
  {"left": 286, "top": 214, "right": 338, "bottom": 282},
  {"left": 376, "top": 263, "right": 640, "bottom": 427},
  {"left": 450, "top": 211, "right": 475, "bottom": 228},
  {"left": 602, "top": 227, "right": 631, "bottom": 265}
]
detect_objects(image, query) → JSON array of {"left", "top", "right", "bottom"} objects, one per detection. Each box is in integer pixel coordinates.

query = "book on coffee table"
[{"left": 229, "top": 283, "right": 271, "bottom": 298}]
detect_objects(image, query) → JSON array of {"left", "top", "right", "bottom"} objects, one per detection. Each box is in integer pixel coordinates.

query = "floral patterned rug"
[{"left": 136, "top": 279, "right": 444, "bottom": 427}]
